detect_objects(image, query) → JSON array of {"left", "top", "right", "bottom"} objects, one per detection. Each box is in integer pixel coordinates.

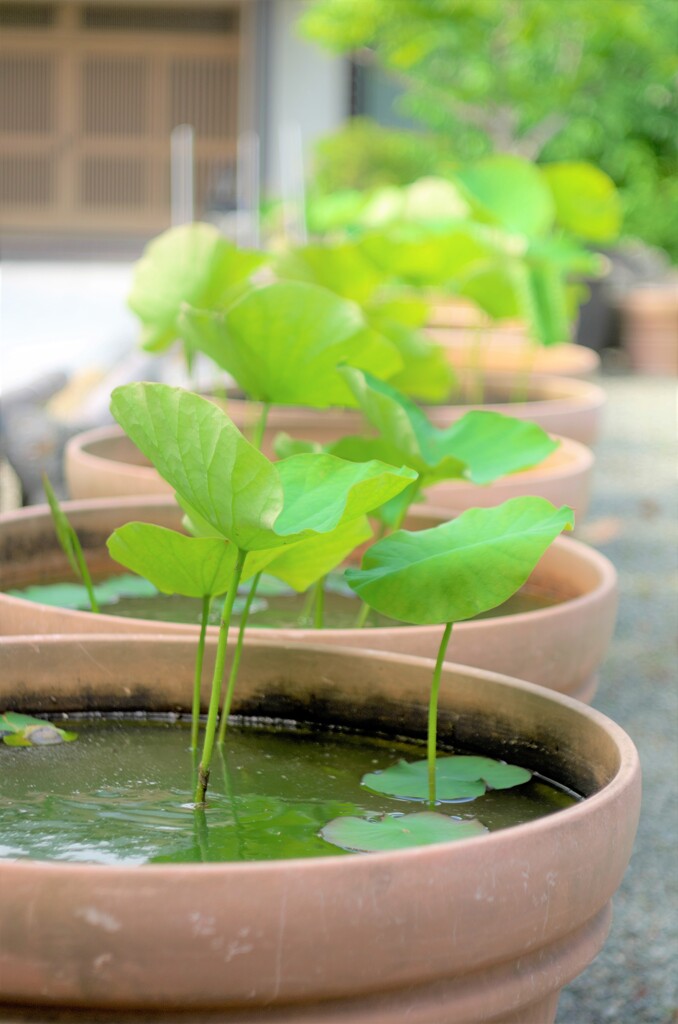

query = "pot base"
[{"left": 0, "top": 907, "right": 610, "bottom": 1023}]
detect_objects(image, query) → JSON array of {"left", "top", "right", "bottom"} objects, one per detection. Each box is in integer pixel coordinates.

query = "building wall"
[{"left": 260, "top": 0, "right": 348, "bottom": 196}]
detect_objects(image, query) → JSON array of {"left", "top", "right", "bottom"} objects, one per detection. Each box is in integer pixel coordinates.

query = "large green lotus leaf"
[
  {"left": 179, "top": 281, "right": 402, "bottom": 407},
  {"left": 305, "top": 189, "right": 368, "bottom": 234},
  {"left": 338, "top": 367, "right": 437, "bottom": 474},
  {"left": 128, "top": 223, "right": 266, "bottom": 352},
  {"left": 454, "top": 156, "right": 555, "bottom": 238},
  {"left": 401, "top": 177, "right": 470, "bottom": 223},
  {"left": 366, "top": 314, "right": 454, "bottom": 402},
  {"left": 245, "top": 515, "right": 372, "bottom": 592},
  {"left": 369, "top": 294, "right": 429, "bottom": 329},
  {"left": 458, "top": 264, "right": 522, "bottom": 322},
  {"left": 335, "top": 369, "right": 555, "bottom": 490},
  {"left": 273, "top": 453, "right": 418, "bottom": 536},
  {"left": 542, "top": 162, "right": 621, "bottom": 244},
  {"left": 430, "top": 412, "right": 558, "bottom": 485},
  {"left": 106, "top": 523, "right": 238, "bottom": 598},
  {"left": 110, "top": 384, "right": 283, "bottom": 551},
  {"left": 275, "top": 242, "right": 385, "bottom": 304},
  {"left": 321, "top": 812, "right": 487, "bottom": 853},
  {"left": 530, "top": 235, "right": 603, "bottom": 278},
  {"left": 345, "top": 498, "right": 574, "bottom": 625},
  {"left": 359, "top": 226, "right": 493, "bottom": 287},
  {"left": 337, "top": 368, "right": 466, "bottom": 487},
  {"left": 362, "top": 756, "right": 532, "bottom": 801}
]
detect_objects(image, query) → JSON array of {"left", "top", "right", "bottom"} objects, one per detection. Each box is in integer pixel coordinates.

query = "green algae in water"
[
  {"left": 7, "top": 572, "right": 568, "bottom": 629},
  {"left": 0, "top": 718, "right": 578, "bottom": 865}
]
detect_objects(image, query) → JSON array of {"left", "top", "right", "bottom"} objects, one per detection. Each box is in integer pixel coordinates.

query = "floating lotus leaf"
[
  {"left": 321, "top": 811, "right": 487, "bottom": 852},
  {"left": 362, "top": 756, "right": 532, "bottom": 801}
]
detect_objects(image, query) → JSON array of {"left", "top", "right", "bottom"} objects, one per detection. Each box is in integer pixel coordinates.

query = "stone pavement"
[{"left": 556, "top": 371, "right": 677, "bottom": 1024}]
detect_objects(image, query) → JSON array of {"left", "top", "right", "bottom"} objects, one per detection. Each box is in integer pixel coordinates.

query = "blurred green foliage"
[
  {"left": 301, "top": 0, "right": 678, "bottom": 260},
  {"left": 313, "top": 117, "right": 456, "bottom": 193}
]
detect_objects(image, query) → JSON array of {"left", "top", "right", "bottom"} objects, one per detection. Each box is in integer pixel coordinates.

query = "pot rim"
[
  {"left": 0, "top": 634, "right": 640, "bottom": 878},
  {"left": 0, "top": 497, "right": 616, "bottom": 636},
  {"left": 65, "top": 424, "right": 594, "bottom": 486}
]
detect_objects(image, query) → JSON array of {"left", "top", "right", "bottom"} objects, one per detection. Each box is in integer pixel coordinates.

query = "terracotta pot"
[
  {"left": 65, "top": 420, "right": 596, "bottom": 520},
  {"left": 426, "top": 297, "right": 524, "bottom": 332},
  {"left": 219, "top": 374, "right": 604, "bottom": 449},
  {"left": 428, "top": 434, "right": 593, "bottom": 519},
  {"left": 0, "top": 635, "right": 641, "bottom": 1023},
  {"left": 619, "top": 284, "right": 678, "bottom": 375},
  {"left": 425, "top": 298, "right": 599, "bottom": 377},
  {"left": 65, "top": 424, "right": 174, "bottom": 500},
  {"left": 426, "top": 328, "right": 600, "bottom": 378},
  {"left": 0, "top": 497, "right": 617, "bottom": 703}
]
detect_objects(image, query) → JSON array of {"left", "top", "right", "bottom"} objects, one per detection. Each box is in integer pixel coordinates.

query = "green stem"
[
  {"left": 190, "top": 595, "right": 212, "bottom": 751},
  {"left": 427, "top": 621, "right": 454, "bottom": 807},
  {"left": 313, "top": 576, "right": 325, "bottom": 629},
  {"left": 193, "top": 805, "right": 209, "bottom": 862},
  {"left": 298, "top": 585, "right": 316, "bottom": 626},
  {"left": 468, "top": 326, "right": 486, "bottom": 406},
  {"left": 73, "top": 541, "right": 99, "bottom": 614},
  {"left": 217, "top": 747, "right": 246, "bottom": 861},
  {"left": 194, "top": 548, "right": 246, "bottom": 805},
  {"left": 354, "top": 600, "right": 371, "bottom": 629},
  {"left": 217, "top": 571, "right": 262, "bottom": 744},
  {"left": 251, "top": 402, "right": 270, "bottom": 451}
]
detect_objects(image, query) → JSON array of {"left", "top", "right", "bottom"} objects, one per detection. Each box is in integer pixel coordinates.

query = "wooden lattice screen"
[{"left": 0, "top": 1, "right": 240, "bottom": 234}]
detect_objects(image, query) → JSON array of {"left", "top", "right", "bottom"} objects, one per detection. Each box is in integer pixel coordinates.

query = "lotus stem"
[
  {"left": 194, "top": 548, "right": 247, "bottom": 804},
  {"left": 217, "top": 571, "right": 262, "bottom": 744},
  {"left": 190, "top": 595, "right": 212, "bottom": 751},
  {"left": 427, "top": 621, "right": 454, "bottom": 806},
  {"left": 313, "top": 576, "right": 325, "bottom": 629},
  {"left": 298, "top": 585, "right": 316, "bottom": 626},
  {"left": 354, "top": 600, "right": 371, "bottom": 629},
  {"left": 468, "top": 326, "right": 486, "bottom": 405},
  {"left": 251, "top": 402, "right": 270, "bottom": 451}
]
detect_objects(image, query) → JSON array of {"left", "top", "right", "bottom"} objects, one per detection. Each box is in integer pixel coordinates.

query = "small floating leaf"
[
  {"left": 362, "top": 756, "right": 532, "bottom": 802},
  {"left": 94, "top": 574, "right": 159, "bottom": 602},
  {"left": 321, "top": 811, "right": 487, "bottom": 853},
  {"left": 8, "top": 575, "right": 157, "bottom": 610},
  {"left": 0, "top": 713, "right": 77, "bottom": 746},
  {"left": 7, "top": 582, "right": 94, "bottom": 610}
]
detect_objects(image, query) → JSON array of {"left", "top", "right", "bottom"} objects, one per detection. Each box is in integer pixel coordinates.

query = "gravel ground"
[{"left": 556, "top": 371, "right": 678, "bottom": 1024}]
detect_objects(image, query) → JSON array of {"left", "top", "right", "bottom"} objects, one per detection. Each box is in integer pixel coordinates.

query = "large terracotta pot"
[
  {"left": 0, "top": 635, "right": 641, "bottom": 1023},
  {"left": 218, "top": 374, "right": 605, "bottom": 449},
  {"left": 619, "top": 283, "right": 678, "bottom": 375},
  {"left": 427, "top": 328, "right": 600, "bottom": 378},
  {"left": 0, "top": 497, "right": 617, "bottom": 703},
  {"left": 64, "top": 422, "right": 594, "bottom": 520},
  {"left": 425, "top": 297, "right": 600, "bottom": 377},
  {"left": 428, "top": 434, "right": 593, "bottom": 518}
]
